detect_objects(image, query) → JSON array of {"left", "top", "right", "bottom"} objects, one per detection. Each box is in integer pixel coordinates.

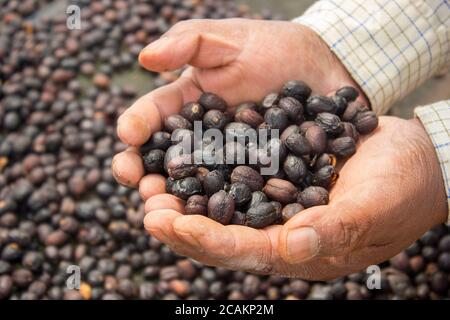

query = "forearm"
[{"left": 294, "top": 0, "right": 450, "bottom": 115}]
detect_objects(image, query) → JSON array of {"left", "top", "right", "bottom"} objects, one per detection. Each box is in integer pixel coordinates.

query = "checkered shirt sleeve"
[
  {"left": 415, "top": 101, "right": 450, "bottom": 223},
  {"left": 294, "top": 0, "right": 450, "bottom": 219}
]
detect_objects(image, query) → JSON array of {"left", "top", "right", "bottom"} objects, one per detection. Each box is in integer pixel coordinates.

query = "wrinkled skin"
[{"left": 112, "top": 19, "right": 447, "bottom": 280}]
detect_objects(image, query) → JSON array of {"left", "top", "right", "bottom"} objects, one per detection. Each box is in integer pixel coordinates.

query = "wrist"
[{"left": 410, "top": 117, "right": 448, "bottom": 225}]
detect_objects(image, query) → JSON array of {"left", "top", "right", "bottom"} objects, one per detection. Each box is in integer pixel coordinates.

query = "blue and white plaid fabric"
[{"left": 294, "top": 0, "right": 450, "bottom": 220}]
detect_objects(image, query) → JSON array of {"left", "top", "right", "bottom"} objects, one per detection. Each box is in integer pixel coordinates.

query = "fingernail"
[
  {"left": 286, "top": 227, "right": 319, "bottom": 263},
  {"left": 142, "top": 36, "right": 172, "bottom": 53}
]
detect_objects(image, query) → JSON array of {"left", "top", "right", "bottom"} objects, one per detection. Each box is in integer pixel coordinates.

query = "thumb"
[
  {"left": 139, "top": 28, "right": 241, "bottom": 72},
  {"left": 278, "top": 203, "right": 368, "bottom": 264}
]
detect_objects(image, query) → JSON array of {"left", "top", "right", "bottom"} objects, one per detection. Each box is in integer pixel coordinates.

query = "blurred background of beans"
[{"left": 0, "top": 0, "right": 449, "bottom": 300}]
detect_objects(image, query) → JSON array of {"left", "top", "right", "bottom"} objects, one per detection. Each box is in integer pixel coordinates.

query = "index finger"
[{"left": 117, "top": 76, "right": 201, "bottom": 146}]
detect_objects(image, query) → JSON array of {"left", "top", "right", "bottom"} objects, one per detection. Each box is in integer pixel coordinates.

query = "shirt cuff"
[
  {"left": 293, "top": 0, "right": 450, "bottom": 115},
  {"left": 415, "top": 100, "right": 450, "bottom": 223}
]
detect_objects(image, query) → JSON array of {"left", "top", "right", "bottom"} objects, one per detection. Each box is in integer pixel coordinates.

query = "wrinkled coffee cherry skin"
[
  {"left": 264, "top": 108, "right": 289, "bottom": 131},
  {"left": 230, "top": 211, "right": 246, "bottom": 225},
  {"left": 164, "top": 114, "right": 193, "bottom": 132},
  {"left": 279, "top": 97, "right": 303, "bottom": 122},
  {"left": 261, "top": 92, "right": 280, "bottom": 111},
  {"left": 342, "top": 101, "right": 369, "bottom": 122},
  {"left": 143, "top": 149, "right": 165, "bottom": 173},
  {"left": 297, "top": 186, "right": 329, "bottom": 208},
  {"left": 285, "top": 132, "right": 312, "bottom": 156},
  {"left": 229, "top": 183, "right": 252, "bottom": 207},
  {"left": 199, "top": 92, "right": 228, "bottom": 111},
  {"left": 339, "top": 122, "right": 359, "bottom": 142},
  {"left": 328, "top": 137, "right": 356, "bottom": 158},
  {"left": 248, "top": 191, "right": 268, "bottom": 209},
  {"left": 282, "top": 203, "right": 304, "bottom": 223},
  {"left": 171, "top": 177, "right": 202, "bottom": 200},
  {"left": 263, "top": 178, "right": 298, "bottom": 204},
  {"left": 283, "top": 155, "right": 307, "bottom": 183},
  {"left": 353, "top": 110, "right": 378, "bottom": 134},
  {"left": 315, "top": 112, "right": 344, "bottom": 135},
  {"left": 203, "top": 170, "right": 225, "bottom": 196},
  {"left": 235, "top": 108, "right": 264, "bottom": 128},
  {"left": 185, "top": 195, "right": 208, "bottom": 215},
  {"left": 207, "top": 190, "right": 235, "bottom": 225},
  {"left": 245, "top": 202, "right": 280, "bottom": 229},
  {"left": 230, "top": 166, "right": 264, "bottom": 192},
  {"left": 306, "top": 96, "right": 337, "bottom": 115},
  {"left": 167, "top": 154, "right": 197, "bottom": 180},
  {"left": 312, "top": 165, "right": 337, "bottom": 188}
]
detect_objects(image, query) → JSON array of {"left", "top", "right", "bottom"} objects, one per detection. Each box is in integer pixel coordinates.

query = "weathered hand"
[
  {"left": 142, "top": 117, "right": 447, "bottom": 279},
  {"left": 112, "top": 19, "right": 447, "bottom": 279}
]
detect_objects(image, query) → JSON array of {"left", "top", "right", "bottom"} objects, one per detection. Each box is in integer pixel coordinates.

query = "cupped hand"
[
  {"left": 112, "top": 19, "right": 447, "bottom": 279},
  {"left": 141, "top": 116, "right": 447, "bottom": 279}
]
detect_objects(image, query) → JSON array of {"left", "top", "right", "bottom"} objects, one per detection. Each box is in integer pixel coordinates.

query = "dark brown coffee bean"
[
  {"left": 283, "top": 155, "right": 307, "bottom": 183},
  {"left": 280, "top": 125, "right": 300, "bottom": 142},
  {"left": 167, "top": 154, "right": 197, "bottom": 180},
  {"left": 328, "top": 137, "right": 356, "bottom": 158},
  {"left": 203, "top": 170, "right": 225, "bottom": 196},
  {"left": 235, "top": 108, "right": 264, "bottom": 128},
  {"left": 306, "top": 96, "right": 337, "bottom": 115},
  {"left": 332, "top": 95, "right": 348, "bottom": 114},
  {"left": 185, "top": 195, "right": 208, "bottom": 215},
  {"left": 0, "top": 275, "right": 13, "bottom": 299},
  {"left": 297, "top": 186, "right": 329, "bottom": 208},
  {"left": 299, "top": 121, "right": 316, "bottom": 134},
  {"left": 264, "top": 108, "right": 288, "bottom": 131},
  {"left": 143, "top": 149, "right": 165, "bottom": 173},
  {"left": 282, "top": 203, "right": 304, "bottom": 223},
  {"left": 312, "top": 165, "right": 338, "bottom": 188},
  {"left": 279, "top": 97, "right": 303, "bottom": 122},
  {"left": 207, "top": 190, "right": 235, "bottom": 225},
  {"left": 171, "top": 177, "right": 202, "bottom": 200},
  {"left": 229, "top": 183, "right": 252, "bottom": 207},
  {"left": 314, "top": 153, "right": 336, "bottom": 171},
  {"left": 245, "top": 202, "right": 280, "bottom": 229},
  {"left": 263, "top": 178, "right": 298, "bottom": 204},
  {"left": 141, "top": 131, "right": 171, "bottom": 152},
  {"left": 261, "top": 93, "right": 280, "bottom": 111},
  {"left": 315, "top": 112, "right": 343, "bottom": 135},
  {"left": 339, "top": 122, "right": 359, "bottom": 142},
  {"left": 203, "top": 110, "right": 228, "bottom": 130},
  {"left": 180, "top": 102, "right": 204, "bottom": 122},
  {"left": 230, "top": 211, "right": 246, "bottom": 225},
  {"left": 230, "top": 166, "right": 264, "bottom": 191},
  {"left": 198, "top": 92, "right": 227, "bottom": 111},
  {"left": 305, "top": 125, "right": 327, "bottom": 155},
  {"left": 353, "top": 110, "right": 378, "bottom": 134},
  {"left": 164, "top": 114, "right": 192, "bottom": 132},
  {"left": 336, "top": 86, "right": 359, "bottom": 102},
  {"left": 284, "top": 132, "right": 311, "bottom": 156},
  {"left": 342, "top": 101, "right": 369, "bottom": 122},
  {"left": 281, "top": 80, "right": 311, "bottom": 103},
  {"left": 248, "top": 191, "right": 268, "bottom": 208},
  {"left": 236, "top": 102, "right": 258, "bottom": 113}
]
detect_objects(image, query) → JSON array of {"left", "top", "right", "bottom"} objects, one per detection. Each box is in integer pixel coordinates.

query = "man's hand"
[{"left": 112, "top": 19, "right": 447, "bottom": 280}]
